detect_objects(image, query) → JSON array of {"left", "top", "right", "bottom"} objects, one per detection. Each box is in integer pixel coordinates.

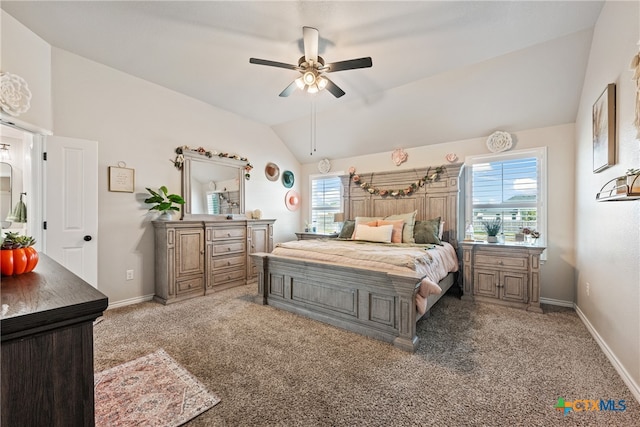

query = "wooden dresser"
[
  {"left": 153, "top": 219, "right": 274, "bottom": 304},
  {"left": 461, "top": 242, "right": 545, "bottom": 312},
  {"left": 1, "top": 254, "right": 108, "bottom": 427}
]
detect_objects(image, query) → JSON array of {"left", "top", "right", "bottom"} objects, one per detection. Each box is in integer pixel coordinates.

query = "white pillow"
[
  {"left": 439, "top": 220, "right": 445, "bottom": 239},
  {"left": 353, "top": 224, "right": 393, "bottom": 243}
]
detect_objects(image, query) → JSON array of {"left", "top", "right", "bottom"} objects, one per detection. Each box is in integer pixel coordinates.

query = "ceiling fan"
[{"left": 249, "top": 26, "right": 372, "bottom": 98}]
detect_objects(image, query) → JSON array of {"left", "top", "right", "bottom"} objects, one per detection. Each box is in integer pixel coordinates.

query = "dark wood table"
[{"left": 1, "top": 253, "right": 108, "bottom": 427}]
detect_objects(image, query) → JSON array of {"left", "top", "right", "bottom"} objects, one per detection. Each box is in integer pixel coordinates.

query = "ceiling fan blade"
[
  {"left": 279, "top": 81, "right": 298, "bottom": 97},
  {"left": 303, "top": 26, "right": 319, "bottom": 63},
  {"left": 323, "top": 77, "right": 345, "bottom": 98},
  {"left": 325, "top": 57, "right": 373, "bottom": 73},
  {"left": 249, "top": 58, "right": 298, "bottom": 70}
]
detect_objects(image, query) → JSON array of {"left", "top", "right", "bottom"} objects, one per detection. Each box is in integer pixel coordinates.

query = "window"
[
  {"left": 465, "top": 148, "right": 546, "bottom": 244},
  {"left": 310, "top": 174, "right": 342, "bottom": 234},
  {"left": 206, "top": 192, "right": 220, "bottom": 215}
]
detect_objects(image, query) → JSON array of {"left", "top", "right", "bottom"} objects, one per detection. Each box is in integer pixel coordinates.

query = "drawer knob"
[
  {"left": 227, "top": 261, "right": 231, "bottom": 266},
  {"left": 498, "top": 261, "right": 504, "bottom": 265},
  {"left": 227, "top": 232, "right": 231, "bottom": 237},
  {"left": 227, "top": 247, "right": 231, "bottom": 251}
]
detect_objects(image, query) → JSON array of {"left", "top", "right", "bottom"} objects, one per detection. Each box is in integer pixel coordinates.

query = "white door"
[{"left": 45, "top": 136, "right": 98, "bottom": 287}]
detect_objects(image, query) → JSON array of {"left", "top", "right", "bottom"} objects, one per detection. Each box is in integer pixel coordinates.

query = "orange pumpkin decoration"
[{"left": 1, "top": 232, "right": 39, "bottom": 276}]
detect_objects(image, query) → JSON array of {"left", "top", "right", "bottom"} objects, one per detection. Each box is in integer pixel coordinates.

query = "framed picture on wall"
[
  {"left": 108, "top": 165, "right": 135, "bottom": 192},
  {"left": 592, "top": 83, "right": 616, "bottom": 173}
]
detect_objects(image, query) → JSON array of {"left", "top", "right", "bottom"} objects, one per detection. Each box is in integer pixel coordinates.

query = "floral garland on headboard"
[
  {"left": 172, "top": 145, "right": 253, "bottom": 179},
  {"left": 349, "top": 165, "right": 445, "bottom": 197}
]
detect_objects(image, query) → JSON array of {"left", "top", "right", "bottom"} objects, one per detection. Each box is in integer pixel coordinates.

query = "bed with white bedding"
[{"left": 251, "top": 164, "right": 462, "bottom": 351}]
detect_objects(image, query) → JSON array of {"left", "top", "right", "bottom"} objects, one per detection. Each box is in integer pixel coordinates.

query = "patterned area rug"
[{"left": 95, "top": 349, "right": 220, "bottom": 426}]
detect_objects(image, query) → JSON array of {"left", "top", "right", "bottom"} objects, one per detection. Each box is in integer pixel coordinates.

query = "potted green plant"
[
  {"left": 144, "top": 186, "right": 185, "bottom": 220},
  {"left": 482, "top": 217, "right": 502, "bottom": 243}
]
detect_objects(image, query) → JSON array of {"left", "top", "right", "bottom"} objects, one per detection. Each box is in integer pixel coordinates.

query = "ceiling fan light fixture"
[
  {"left": 307, "top": 84, "right": 319, "bottom": 94},
  {"left": 295, "top": 77, "right": 305, "bottom": 90},
  {"left": 303, "top": 71, "right": 316, "bottom": 86},
  {"left": 317, "top": 76, "right": 328, "bottom": 90}
]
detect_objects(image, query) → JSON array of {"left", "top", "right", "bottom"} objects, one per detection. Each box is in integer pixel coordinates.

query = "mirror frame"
[
  {"left": 181, "top": 151, "right": 246, "bottom": 219},
  {"left": 1, "top": 162, "right": 12, "bottom": 226}
]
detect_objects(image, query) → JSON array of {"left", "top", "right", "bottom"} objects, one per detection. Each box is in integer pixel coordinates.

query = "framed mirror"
[{"left": 181, "top": 151, "right": 245, "bottom": 218}]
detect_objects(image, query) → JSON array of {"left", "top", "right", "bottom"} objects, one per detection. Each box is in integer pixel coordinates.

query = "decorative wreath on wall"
[
  {"left": 349, "top": 166, "right": 445, "bottom": 197},
  {"left": 172, "top": 146, "right": 253, "bottom": 179}
]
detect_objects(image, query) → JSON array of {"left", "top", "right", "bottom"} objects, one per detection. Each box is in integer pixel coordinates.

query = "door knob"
[{"left": 83, "top": 235, "right": 92, "bottom": 241}]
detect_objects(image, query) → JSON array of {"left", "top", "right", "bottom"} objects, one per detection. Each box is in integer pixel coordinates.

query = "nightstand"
[
  {"left": 461, "top": 242, "right": 545, "bottom": 313},
  {"left": 295, "top": 232, "right": 339, "bottom": 240}
]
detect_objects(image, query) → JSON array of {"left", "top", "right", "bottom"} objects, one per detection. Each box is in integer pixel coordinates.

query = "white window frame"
[
  {"left": 308, "top": 171, "right": 343, "bottom": 234},
  {"left": 464, "top": 147, "right": 547, "bottom": 250}
]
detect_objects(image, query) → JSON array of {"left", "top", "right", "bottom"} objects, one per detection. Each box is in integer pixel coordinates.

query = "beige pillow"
[
  {"left": 354, "top": 224, "right": 393, "bottom": 243},
  {"left": 351, "top": 216, "right": 382, "bottom": 239},
  {"left": 384, "top": 210, "right": 417, "bottom": 243},
  {"left": 377, "top": 219, "right": 404, "bottom": 243}
]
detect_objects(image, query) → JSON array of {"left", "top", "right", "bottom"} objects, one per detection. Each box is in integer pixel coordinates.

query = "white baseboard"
[
  {"left": 575, "top": 305, "right": 640, "bottom": 404},
  {"left": 107, "top": 294, "right": 155, "bottom": 310},
  {"left": 539, "top": 297, "right": 574, "bottom": 307}
]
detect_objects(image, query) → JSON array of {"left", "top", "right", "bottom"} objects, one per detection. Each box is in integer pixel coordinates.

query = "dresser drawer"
[
  {"left": 176, "top": 276, "right": 204, "bottom": 294},
  {"left": 475, "top": 253, "right": 528, "bottom": 270},
  {"left": 213, "top": 227, "right": 246, "bottom": 240},
  {"left": 212, "top": 254, "right": 246, "bottom": 270},
  {"left": 212, "top": 269, "right": 246, "bottom": 285},
  {"left": 213, "top": 240, "right": 245, "bottom": 255}
]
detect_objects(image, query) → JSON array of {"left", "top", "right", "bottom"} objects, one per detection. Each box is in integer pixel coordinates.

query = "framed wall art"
[
  {"left": 592, "top": 83, "right": 616, "bottom": 173},
  {"left": 108, "top": 163, "right": 135, "bottom": 192}
]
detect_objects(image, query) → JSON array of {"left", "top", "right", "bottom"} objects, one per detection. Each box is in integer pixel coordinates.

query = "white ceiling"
[{"left": 2, "top": 1, "right": 603, "bottom": 163}]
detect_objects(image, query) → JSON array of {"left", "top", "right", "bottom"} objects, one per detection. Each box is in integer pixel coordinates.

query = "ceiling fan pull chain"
[{"left": 310, "top": 99, "right": 317, "bottom": 155}]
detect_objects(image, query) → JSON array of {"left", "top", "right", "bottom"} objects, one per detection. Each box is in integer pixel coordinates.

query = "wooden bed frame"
[{"left": 251, "top": 164, "right": 462, "bottom": 351}]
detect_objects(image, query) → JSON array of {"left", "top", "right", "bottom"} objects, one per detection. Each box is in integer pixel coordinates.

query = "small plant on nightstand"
[{"left": 482, "top": 217, "right": 502, "bottom": 243}]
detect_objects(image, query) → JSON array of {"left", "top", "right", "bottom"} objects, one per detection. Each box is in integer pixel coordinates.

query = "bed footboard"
[{"left": 252, "top": 252, "right": 442, "bottom": 352}]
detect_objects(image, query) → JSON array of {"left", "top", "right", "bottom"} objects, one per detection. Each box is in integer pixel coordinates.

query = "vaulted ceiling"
[{"left": 2, "top": 1, "right": 603, "bottom": 163}]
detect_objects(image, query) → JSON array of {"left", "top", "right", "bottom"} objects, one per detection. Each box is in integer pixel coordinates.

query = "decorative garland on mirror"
[
  {"left": 172, "top": 146, "right": 253, "bottom": 179},
  {"left": 349, "top": 166, "right": 445, "bottom": 197}
]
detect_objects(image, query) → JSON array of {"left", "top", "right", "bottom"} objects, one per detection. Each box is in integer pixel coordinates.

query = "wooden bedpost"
[
  {"left": 389, "top": 273, "right": 420, "bottom": 352},
  {"left": 252, "top": 253, "right": 269, "bottom": 305}
]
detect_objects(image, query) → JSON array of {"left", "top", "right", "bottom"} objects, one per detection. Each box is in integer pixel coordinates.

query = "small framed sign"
[{"left": 108, "top": 163, "right": 135, "bottom": 192}]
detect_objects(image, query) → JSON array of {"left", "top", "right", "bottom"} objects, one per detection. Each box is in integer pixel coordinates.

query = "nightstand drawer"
[{"left": 475, "top": 253, "right": 528, "bottom": 270}]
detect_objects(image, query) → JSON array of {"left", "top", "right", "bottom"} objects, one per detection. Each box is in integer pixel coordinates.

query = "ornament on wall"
[
  {"left": 445, "top": 153, "right": 458, "bottom": 163},
  {"left": 318, "top": 158, "right": 331, "bottom": 174},
  {"left": 486, "top": 131, "right": 513, "bottom": 153},
  {"left": 630, "top": 50, "right": 640, "bottom": 138},
  {"left": 391, "top": 148, "right": 408, "bottom": 166},
  {"left": 0, "top": 71, "right": 32, "bottom": 117}
]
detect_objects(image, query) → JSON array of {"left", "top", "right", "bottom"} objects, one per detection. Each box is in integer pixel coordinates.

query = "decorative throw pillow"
[
  {"left": 353, "top": 224, "right": 393, "bottom": 243},
  {"left": 384, "top": 210, "right": 417, "bottom": 243},
  {"left": 377, "top": 219, "right": 404, "bottom": 243},
  {"left": 414, "top": 217, "right": 442, "bottom": 245},
  {"left": 338, "top": 220, "right": 355, "bottom": 239},
  {"left": 351, "top": 216, "right": 382, "bottom": 239}
]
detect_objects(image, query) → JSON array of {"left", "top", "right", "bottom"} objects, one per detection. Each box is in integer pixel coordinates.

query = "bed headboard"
[{"left": 339, "top": 164, "right": 462, "bottom": 247}]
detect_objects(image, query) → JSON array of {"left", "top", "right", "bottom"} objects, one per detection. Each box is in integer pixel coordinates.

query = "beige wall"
[
  {"left": 302, "top": 123, "right": 577, "bottom": 304},
  {"left": 50, "top": 48, "right": 301, "bottom": 305},
  {"left": 574, "top": 1, "right": 640, "bottom": 399}
]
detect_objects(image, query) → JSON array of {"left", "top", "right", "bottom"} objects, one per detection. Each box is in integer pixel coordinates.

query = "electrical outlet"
[
  {"left": 126, "top": 269, "right": 134, "bottom": 281},
  {"left": 586, "top": 282, "right": 590, "bottom": 297}
]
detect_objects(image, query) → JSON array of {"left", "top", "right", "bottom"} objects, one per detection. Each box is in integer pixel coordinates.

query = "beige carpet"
[
  {"left": 94, "top": 284, "right": 639, "bottom": 426},
  {"left": 95, "top": 349, "right": 220, "bottom": 426}
]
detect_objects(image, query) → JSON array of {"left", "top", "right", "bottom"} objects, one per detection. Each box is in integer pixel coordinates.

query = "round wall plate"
[
  {"left": 318, "top": 158, "right": 331, "bottom": 174},
  {"left": 265, "top": 162, "right": 280, "bottom": 181},
  {"left": 282, "top": 170, "right": 294, "bottom": 188}
]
